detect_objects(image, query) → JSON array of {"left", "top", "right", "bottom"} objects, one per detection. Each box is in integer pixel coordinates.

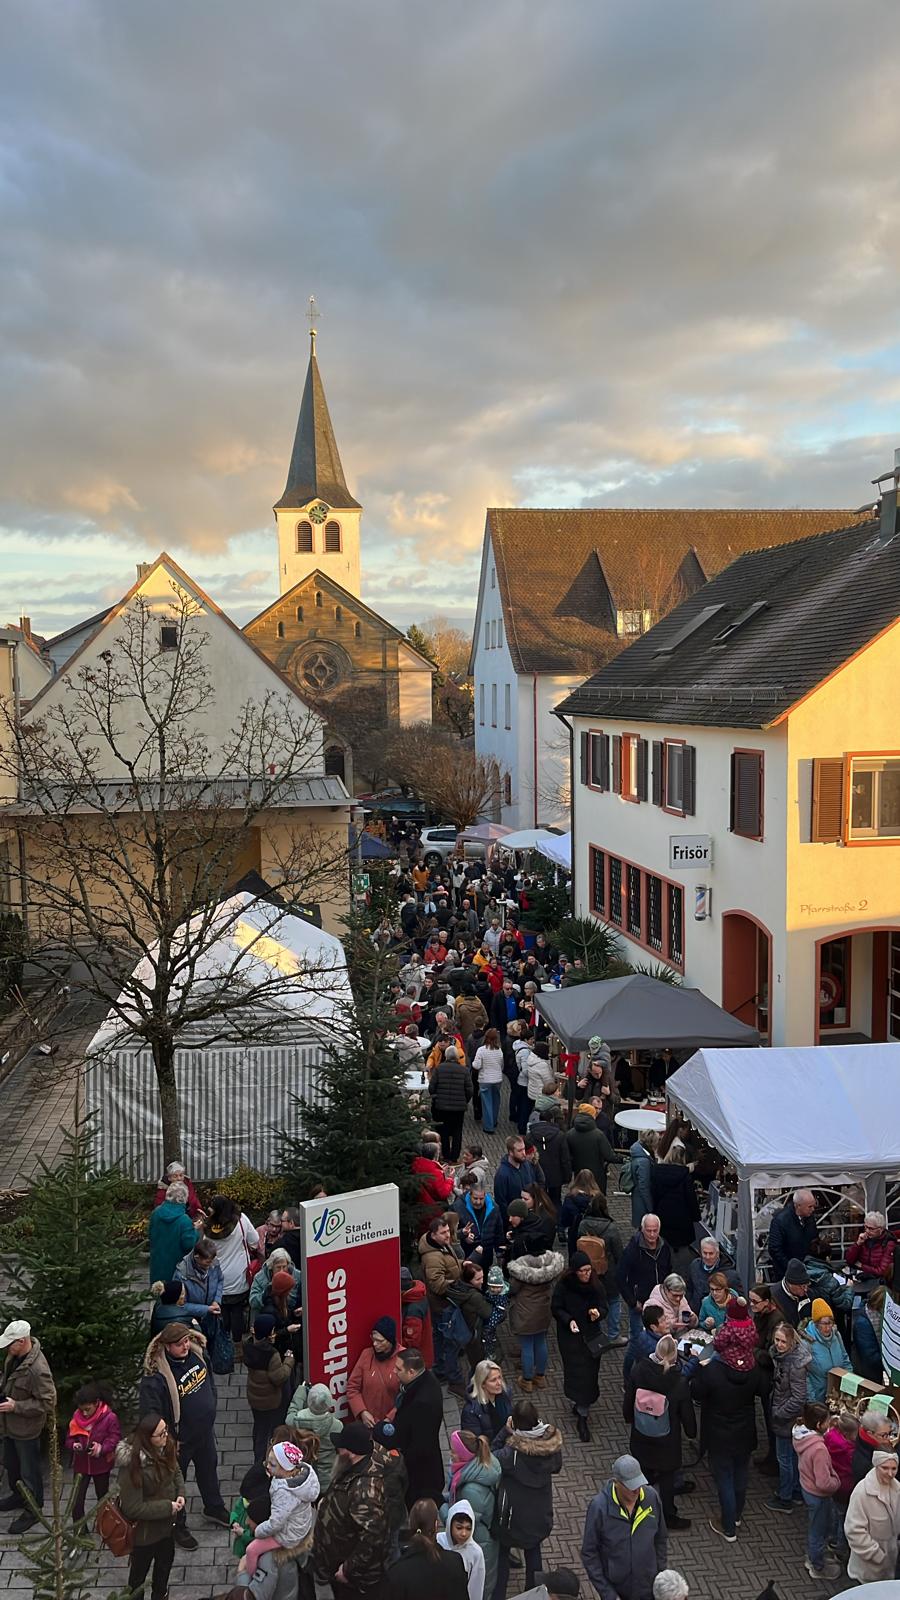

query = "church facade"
[{"left": 245, "top": 328, "right": 433, "bottom": 789}]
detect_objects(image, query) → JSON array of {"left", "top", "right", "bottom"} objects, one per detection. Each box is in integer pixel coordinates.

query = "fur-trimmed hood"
[
  {"left": 142, "top": 1327, "right": 206, "bottom": 1376},
  {"left": 507, "top": 1423, "right": 563, "bottom": 1457},
  {"left": 507, "top": 1250, "right": 565, "bottom": 1286}
]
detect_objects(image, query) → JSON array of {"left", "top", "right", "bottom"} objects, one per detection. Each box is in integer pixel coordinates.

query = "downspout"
[{"left": 532, "top": 674, "right": 539, "bottom": 828}]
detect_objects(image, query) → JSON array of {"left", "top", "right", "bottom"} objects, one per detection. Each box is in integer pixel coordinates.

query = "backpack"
[
  {"left": 437, "top": 1301, "right": 471, "bottom": 1349},
  {"left": 401, "top": 1301, "right": 427, "bottom": 1351},
  {"left": 633, "top": 1387, "right": 670, "bottom": 1437},
  {"left": 576, "top": 1233, "right": 608, "bottom": 1276},
  {"left": 619, "top": 1155, "right": 636, "bottom": 1195}
]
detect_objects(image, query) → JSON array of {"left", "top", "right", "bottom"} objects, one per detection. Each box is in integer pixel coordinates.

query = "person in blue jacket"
[
  {"left": 148, "top": 1182, "right": 198, "bottom": 1285},
  {"left": 803, "top": 1298, "right": 850, "bottom": 1402},
  {"left": 452, "top": 1182, "right": 505, "bottom": 1273},
  {"left": 628, "top": 1132, "right": 658, "bottom": 1230}
]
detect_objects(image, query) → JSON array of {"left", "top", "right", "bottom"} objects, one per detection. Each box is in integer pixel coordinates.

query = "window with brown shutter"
[
  {"left": 652, "top": 742, "right": 663, "bottom": 806},
  {"left": 811, "top": 757, "right": 844, "bottom": 843},
  {"left": 580, "top": 731, "right": 589, "bottom": 787},
  {"left": 589, "top": 732, "right": 610, "bottom": 790},
  {"left": 730, "top": 750, "right": 764, "bottom": 840}
]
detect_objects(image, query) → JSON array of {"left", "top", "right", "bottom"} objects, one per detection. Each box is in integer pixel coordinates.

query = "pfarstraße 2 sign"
[{"left": 301, "top": 1183, "right": 401, "bottom": 1419}]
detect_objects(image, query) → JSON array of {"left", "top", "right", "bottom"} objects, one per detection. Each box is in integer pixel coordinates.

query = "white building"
[
  {"left": 560, "top": 493, "right": 900, "bottom": 1046},
  {"left": 470, "top": 507, "right": 864, "bottom": 829}
]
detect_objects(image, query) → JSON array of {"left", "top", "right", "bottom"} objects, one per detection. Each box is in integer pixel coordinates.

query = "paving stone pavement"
[{"left": 0, "top": 1069, "right": 858, "bottom": 1596}]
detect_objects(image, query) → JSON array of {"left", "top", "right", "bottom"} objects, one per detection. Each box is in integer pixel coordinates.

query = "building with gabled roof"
[
  {"left": 471, "top": 504, "right": 868, "bottom": 829},
  {"left": 559, "top": 475, "right": 900, "bottom": 1047}
]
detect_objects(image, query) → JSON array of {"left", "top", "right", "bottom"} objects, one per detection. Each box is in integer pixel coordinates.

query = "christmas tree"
[
  {"left": 278, "top": 874, "right": 423, "bottom": 1226},
  {"left": 15, "top": 1420, "right": 133, "bottom": 1600},
  {"left": 1, "top": 1117, "right": 149, "bottom": 1415}
]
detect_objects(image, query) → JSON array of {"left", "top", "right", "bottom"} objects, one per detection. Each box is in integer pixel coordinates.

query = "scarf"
[
  {"left": 449, "top": 1430, "right": 475, "bottom": 1497},
  {"left": 70, "top": 1401, "right": 108, "bottom": 1441}
]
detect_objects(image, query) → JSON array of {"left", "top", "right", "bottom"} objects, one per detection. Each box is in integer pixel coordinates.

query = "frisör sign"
[
  {"left": 669, "top": 834, "right": 713, "bottom": 870},
  {"left": 301, "top": 1183, "right": 401, "bottom": 1420}
]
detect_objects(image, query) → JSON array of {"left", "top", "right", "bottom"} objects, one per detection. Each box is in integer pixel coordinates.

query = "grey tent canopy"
[{"left": 534, "top": 973, "right": 759, "bottom": 1051}]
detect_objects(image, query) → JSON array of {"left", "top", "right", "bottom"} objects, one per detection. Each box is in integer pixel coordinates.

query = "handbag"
[
  {"left": 583, "top": 1326, "right": 612, "bottom": 1358},
  {"left": 239, "top": 1217, "right": 262, "bottom": 1285},
  {"left": 95, "top": 1496, "right": 135, "bottom": 1558},
  {"left": 208, "top": 1316, "right": 235, "bottom": 1375}
]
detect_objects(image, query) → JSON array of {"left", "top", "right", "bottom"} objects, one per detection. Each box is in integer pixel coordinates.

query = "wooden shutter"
[
  {"left": 637, "top": 738, "right": 648, "bottom": 802},
  {"left": 651, "top": 741, "right": 663, "bottom": 806},
  {"left": 731, "top": 751, "right": 762, "bottom": 837},
  {"left": 811, "top": 757, "right": 844, "bottom": 843},
  {"left": 599, "top": 734, "right": 610, "bottom": 792},
  {"left": 683, "top": 745, "right": 696, "bottom": 817},
  {"left": 612, "top": 735, "right": 622, "bottom": 795},
  {"left": 579, "top": 731, "right": 589, "bottom": 787}
]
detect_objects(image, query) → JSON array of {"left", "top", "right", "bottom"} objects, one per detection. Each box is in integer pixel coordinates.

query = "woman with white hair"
[
  {"left": 846, "top": 1210, "right": 896, "bottom": 1286},
  {"left": 249, "top": 1246, "right": 302, "bottom": 1313},
  {"left": 147, "top": 1181, "right": 200, "bottom": 1285},
  {"left": 153, "top": 1160, "right": 202, "bottom": 1218},
  {"left": 654, "top": 1573, "right": 689, "bottom": 1600},
  {"left": 642, "top": 1274, "right": 698, "bottom": 1337}
]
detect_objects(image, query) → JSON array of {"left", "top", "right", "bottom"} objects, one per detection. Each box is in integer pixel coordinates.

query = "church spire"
[{"left": 274, "top": 309, "right": 360, "bottom": 512}]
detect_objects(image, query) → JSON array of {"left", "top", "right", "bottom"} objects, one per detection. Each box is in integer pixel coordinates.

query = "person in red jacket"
[
  {"left": 347, "top": 1318, "right": 401, "bottom": 1426},
  {"left": 400, "top": 1269, "right": 435, "bottom": 1368},
  {"left": 846, "top": 1211, "right": 896, "bottom": 1284},
  {"left": 65, "top": 1380, "right": 122, "bottom": 1524},
  {"left": 153, "top": 1161, "right": 203, "bottom": 1220},
  {"left": 412, "top": 1138, "right": 454, "bottom": 1224}
]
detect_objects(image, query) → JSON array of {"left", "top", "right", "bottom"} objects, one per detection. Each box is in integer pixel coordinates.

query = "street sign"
[{"left": 669, "top": 834, "right": 713, "bottom": 871}]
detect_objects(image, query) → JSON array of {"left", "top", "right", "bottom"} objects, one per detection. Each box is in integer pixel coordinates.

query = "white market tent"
[
  {"left": 666, "top": 1043, "right": 900, "bottom": 1289},
  {"left": 536, "top": 830, "right": 571, "bottom": 870},
  {"left": 498, "top": 827, "right": 561, "bottom": 852},
  {"left": 84, "top": 893, "right": 353, "bottom": 1179}
]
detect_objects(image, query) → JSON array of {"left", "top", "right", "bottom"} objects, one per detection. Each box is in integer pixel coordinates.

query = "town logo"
[{"left": 312, "top": 1206, "right": 346, "bottom": 1247}]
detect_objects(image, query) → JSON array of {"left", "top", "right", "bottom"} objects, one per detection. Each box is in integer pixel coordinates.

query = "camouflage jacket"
[{"left": 312, "top": 1450, "right": 388, "bottom": 1592}]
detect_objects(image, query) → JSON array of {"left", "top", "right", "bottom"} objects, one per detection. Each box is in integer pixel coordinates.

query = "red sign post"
[{"left": 300, "top": 1183, "right": 401, "bottom": 1421}]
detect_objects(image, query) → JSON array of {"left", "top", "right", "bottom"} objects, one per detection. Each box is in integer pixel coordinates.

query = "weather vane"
[{"left": 307, "top": 294, "right": 319, "bottom": 351}]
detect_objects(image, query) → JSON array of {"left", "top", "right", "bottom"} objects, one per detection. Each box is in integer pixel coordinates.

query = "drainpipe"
[{"left": 532, "top": 674, "right": 539, "bottom": 828}]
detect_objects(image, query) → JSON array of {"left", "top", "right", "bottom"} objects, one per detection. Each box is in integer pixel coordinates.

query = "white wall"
[
  {"left": 472, "top": 538, "right": 520, "bottom": 823},
  {"left": 572, "top": 716, "right": 789, "bottom": 1030},
  {"left": 397, "top": 646, "right": 434, "bottom": 727},
  {"left": 276, "top": 507, "right": 362, "bottom": 598}
]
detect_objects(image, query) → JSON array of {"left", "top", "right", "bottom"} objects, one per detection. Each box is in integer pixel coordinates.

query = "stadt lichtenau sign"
[{"left": 669, "top": 834, "right": 713, "bottom": 871}]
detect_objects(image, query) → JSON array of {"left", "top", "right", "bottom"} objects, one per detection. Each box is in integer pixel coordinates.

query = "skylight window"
[
  {"left": 712, "top": 601, "right": 769, "bottom": 645},
  {"left": 653, "top": 604, "right": 725, "bottom": 657}
]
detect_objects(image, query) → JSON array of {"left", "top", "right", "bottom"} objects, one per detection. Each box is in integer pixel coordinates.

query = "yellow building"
[{"left": 246, "top": 328, "right": 434, "bottom": 788}]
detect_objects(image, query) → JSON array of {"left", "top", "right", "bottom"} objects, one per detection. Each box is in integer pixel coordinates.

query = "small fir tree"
[
  {"left": 1, "top": 1118, "right": 148, "bottom": 1415},
  {"left": 278, "top": 874, "right": 423, "bottom": 1229},
  {"left": 15, "top": 1419, "right": 132, "bottom": 1600}
]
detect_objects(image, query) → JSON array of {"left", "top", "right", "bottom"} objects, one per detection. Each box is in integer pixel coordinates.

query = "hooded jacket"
[
  {"left": 137, "top": 1328, "right": 215, "bottom": 1441},
  {"left": 115, "top": 1438, "right": 185, "bottom": 1549},
  {"left": 249, "top": 1258, "right": 303, "bottom": 1312},
  {"left": 508, "top": 1251, "right": 565, "bottom": 1336},
  {"left": 0, "top": 1337, "right": 56, "bottom": 1441},
  {"left": 581, "top": 1480, "right": 668, "bottom": 1600},
  {"left": 566, "top": 1113, "right": 615, "bottom": 1190},
  {"left": 770, "top": 1340, "right": 812, "bottom": 1435},
  {"left": 441, "top": 1455, "right": 501, "bottom": 1596},
  {"left": 242, "top": 1335, "right": 294, "bottom": 1412},
  {"left": 493, "top": 1423, "right": 563, "bottom": 1547},
  {"left": 417, "top": 1232, "right": 464, "bottom": 1311},
  {"left": 438, "top": 1498, "right": 487, "bottom": 1600},
  {"left": 285, "top": 1382, "right": 342, "bottom": 1489},
  {"left": 802, "top": 1319, "right": 850, "bottom": 1402},
  {"left": 253, "top": 1463, "right": 320, "bottom": 1547},
  {"left": 792, "top": 1424, "right": 841, "bottom": 1497},
  {"left": 312, "top": 1449, "right": 389, "bottom": 1594},
  {"left": 825, "top": 1424, "right": 856, "bottom": 1499}
]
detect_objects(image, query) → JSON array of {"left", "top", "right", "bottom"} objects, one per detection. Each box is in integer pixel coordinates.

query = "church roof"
[
  {"left": 244, "top": 570, "right": 436, "bottom": 672},
  {"left": 274, "top": 334, "right": 361, "bottom": 512}
]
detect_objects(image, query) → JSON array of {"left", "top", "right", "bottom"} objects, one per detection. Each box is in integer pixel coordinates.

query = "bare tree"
[
  {"left": 383, "top": 722, "right": 502, "bottom": 829},
  {"left": 409, "top": 616, "right": 471, "bottom": 679},
  {"left": 612, "top": 552, "right": 687, "bottom": 639},
  {"left": 0, "top": 586, "right": 349, "bottom": 1164}
]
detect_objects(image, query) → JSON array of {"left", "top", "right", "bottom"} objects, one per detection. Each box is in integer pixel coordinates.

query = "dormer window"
[{"left": 159, "top": 624, "right": 178, "bottom": 652}]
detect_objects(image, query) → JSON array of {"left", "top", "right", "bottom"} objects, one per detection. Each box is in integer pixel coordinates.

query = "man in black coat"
[
  {"left": 767, "top": 1190, "right": 818, "bottom": 1278},
  {"left": 617, "top": 1216, "right": 673, "bottom": 1379},
  {"left": 528, "top": 1105, "right": 573, "bottom": 1206},
  {"left": 771, "top": 1258, "right": 812, "bottom": 1327},
  {"left": 392, "top": 1348, "right": 445, "bottom": 1507},
  {"left": 491, "top": 978, "right": 520, "bottom": 1037}
]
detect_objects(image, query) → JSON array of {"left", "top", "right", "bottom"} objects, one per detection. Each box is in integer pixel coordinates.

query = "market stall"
[
  {"left": 666, "top": 1043, "right": 900, "bottom": 1291},
  {"left": 534, "top": 972, "right": 760, "bottom": 1052}
]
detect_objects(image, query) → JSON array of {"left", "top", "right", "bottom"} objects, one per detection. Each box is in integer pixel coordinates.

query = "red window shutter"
[
  {"left": 652, "top": 742, "right": 663, "bottom": 806},
  {"left": 612, "top": 735, "right": 622, "bottom": 795},
  {"left": 683, "top": 746, "right": 696, "bottom": 817},
  {"left": 811, "top": 757, "right": 844, "bottom": 843}
]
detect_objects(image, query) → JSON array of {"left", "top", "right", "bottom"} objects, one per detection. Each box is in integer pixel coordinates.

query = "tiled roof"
[
  {"left": 487, "top": 507, "right": 867, "bottom": 675},
  {"left": 274, "top": 341, "right": 361, "bottom": 512},
  {"left": 558, "top": 512, "right": 900, "bottom": 728}
]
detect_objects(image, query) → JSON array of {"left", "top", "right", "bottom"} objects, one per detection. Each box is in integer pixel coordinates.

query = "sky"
[{"left": 3, "top": 0, "right": 900, "bottom": 642}]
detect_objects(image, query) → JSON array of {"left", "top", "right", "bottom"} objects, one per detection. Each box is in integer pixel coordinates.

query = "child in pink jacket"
[
  {"left": 825, "top": 1410, "right": 858, "bottom": 1504},
  {"left": 793, "top": 1401, "right": 842, "bottom": 1580}
]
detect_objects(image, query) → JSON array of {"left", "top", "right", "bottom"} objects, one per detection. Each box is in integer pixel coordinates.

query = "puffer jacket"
[
  {"left": 566, "top": 1113, "right": 615, "bottom": 1190},
  {"left": 116, "top": 1439, "right": 185, "bottom": 1549},
  {"left": 441, "top": 1454, "right": 501, "bottom": 1598},
  {"left": 507, "top": 1251, "right": 566, "bottom": 1336},
  {"left": 175, "top": 1248, "right": 224, "bottom": 1308},
  {"left": 285, "top": 1383, "right": 342, "bottom": 1489},
  {"left": 313, "top": 1450, "right": 389, "bottom": 1592},
  {"left": 792, "top": 1424, "right": 840, "bottom": 1497},
  {"left": 493, "top": 1423, "right": 563, "bottom": 1547},
  {"left": 243, "top": 1336, "right": 294, "bottom": 1411},
  {"left": 417, "top": 1233, "right": 463, "bottom": 1312},
  {"left": 803, "top": 1320, "right": 850, "bottom": 1402},
  {"left": 429, "top": 1056, "right": 473, "bottom": 1114},
  {"left": 770, "top": 1340, "right": 812, "bottom": 1435},
  {"left": 846, "top": 1231, "right": 896, "bottom": 1283},
  {"left": 254, "top": 1465, "right": 319, "bottom": 1547}
]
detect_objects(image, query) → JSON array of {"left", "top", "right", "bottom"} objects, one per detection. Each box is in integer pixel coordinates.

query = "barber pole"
[{"left": 300, "top": 1183, "right": 401, "bottom": 1419}]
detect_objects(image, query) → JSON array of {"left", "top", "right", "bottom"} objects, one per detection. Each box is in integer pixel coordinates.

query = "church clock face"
[{"left": 308, "top": 502, "right": 329, "bottom": 524}]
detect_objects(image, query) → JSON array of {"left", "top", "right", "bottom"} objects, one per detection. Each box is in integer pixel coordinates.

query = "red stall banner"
[{"left": 300, "top": 1183, "right": 401, "bottom": 1420}]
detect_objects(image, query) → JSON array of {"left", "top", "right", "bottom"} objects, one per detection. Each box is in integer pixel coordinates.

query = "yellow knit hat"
[
  {"left": 811, "top": 1298, "right": 833, "bottom": 1321},
  {"left": 577, "top": 1102, "right": 598, "bottom": 1118}
]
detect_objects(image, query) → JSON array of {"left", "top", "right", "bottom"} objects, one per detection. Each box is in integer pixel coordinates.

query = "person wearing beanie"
[
  {"left": 137, "top": 1321, "right": 229, "bottom": 1547},
  {"left": 771, "top": 1257, "right": 812, "bottom": 1328},
  {"left": 286, "top": 1381, "right": 342, "bottom": 1490},
  {"left": 691, "top": 1302, "right": 768, "bottom": 1541},
  {"left": 845, "top": 1448, "right": 900, "bottom": 1584},
  {"left": 566, "top": 1103, "right": 616, "bottom": 1197},
  {"left": 313, "top": 1419, "right": 389, "bottom": 1596},
  {"left": 149, "top": 1278, "right": 211, "bottom": 1337},
  {"left": 242, "top": 1314, "right": 295, "bottom": 1464},
  {"left": 551, "top": 1252, "right": 607, "bottom": 1442},
  {"left": 240, "top": 1438, "right": 319, "bottom": 1580},
  {"left": 347, "top": 1317, "right": 402, "bottom": 1426},
  {"left": 802, "top": 1298, "right": 850, "bottom": 1403}
]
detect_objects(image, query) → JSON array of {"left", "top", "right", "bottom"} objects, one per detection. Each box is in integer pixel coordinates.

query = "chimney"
[
  {"left": 136, "top": 562, "right": 151, "bottom": 582},
  {"left": 18, "top": 616, "right": 31, "bottom": 641}
]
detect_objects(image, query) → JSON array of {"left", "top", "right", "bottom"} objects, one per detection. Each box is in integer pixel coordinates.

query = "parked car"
[{"left": 420, "top": 826, "right": 458, "bottom": 866}]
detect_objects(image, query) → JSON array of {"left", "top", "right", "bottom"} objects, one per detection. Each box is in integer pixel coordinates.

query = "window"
[
  {"left": 296, "top": 605, "right": 304, "bottom": 622},
  {"left": 617, "top": 733, "right": 648, "bottom": 802},
  {"left": 491, "top": 566, "right": 496, "bottom": 589},
  {"left": 590, "top": 732, "right": 609, "bottom": 790},
  {"left": 653, "top": 739, "right": 696, "bottom": 815},
  {"left": 484, "top": 620, "right": 490, "bottom": 648},
  {"left": 503, "top": 773, "right": 512, "bottom": 806},
  {"left": 617, "top": 608, "right": 651, "bottom": 636},
  {"left": 504, "top": 684, "right": 511, "bottom": 730},
  {"left": 159, "top": 624, "right": 178, "bottom": 652},
  {"left": 296, "top": 521, "right": 313, "bottom": 553},
  {"left": 730, "top": 750, "right": 764, "bottom": 839},
  {"left": 848, "top": 755, "right": 900, "bottom": 840},
  {"left": 479, "top": 684, "right": 485, "bottom": 725},
  {"left": 277, "top": 621, "right": 285, "bottom": 639},
  {"left": 498, "top": 618, "right": 504, "bottom": 647},
  {"left": 334, "top": 605, "right": 342, "bottom": 623},
  {"left": 589, "top": 847, "right": 684, "bottom": 971},
  {"left": 324, "top": 520, "right": 342, "bottom": 553},
  {"left": 315, "top": 591, "right": 323, "bottom": 609},
  {"left": 354, "top": 621, "right": 361, "bottom": 639},
  {"left": 491, "top": 684, "right": 497, "bottom": 727}
]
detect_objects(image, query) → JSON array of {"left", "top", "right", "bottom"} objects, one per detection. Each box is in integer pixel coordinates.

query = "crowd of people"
[{"left": 3, "top": 848, "right": 900, "bottom": 1600}]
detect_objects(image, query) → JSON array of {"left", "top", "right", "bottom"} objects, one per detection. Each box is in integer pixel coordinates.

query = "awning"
[
  {"left": 535, "top": 972, "right": 759, "bottom": 1051},
  {"left": 536, "top": 831, "right": 571, "bottom": 870}
]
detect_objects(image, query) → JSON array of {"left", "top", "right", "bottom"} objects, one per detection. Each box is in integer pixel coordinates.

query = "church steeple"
[
  {"left": 274, "top": 321, "right": 361, "bottom": 513},
  {"left": 274, "top": 308, "right": 362, "bottom": 598}
]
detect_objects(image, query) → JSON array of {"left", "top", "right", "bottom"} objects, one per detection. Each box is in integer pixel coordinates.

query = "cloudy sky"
[{"left": 2, "top": 0, "right": 899, "bottom": 641}]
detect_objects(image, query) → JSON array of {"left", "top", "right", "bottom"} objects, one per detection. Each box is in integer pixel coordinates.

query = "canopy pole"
[{"left": 737, "top": 1177, "right": 755, "bottom": 1292}]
